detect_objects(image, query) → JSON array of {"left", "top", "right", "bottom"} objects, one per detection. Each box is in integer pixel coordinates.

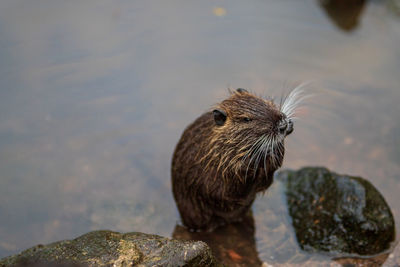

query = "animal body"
[{"left": 171, "top": 87, "right": 303, "bottom": 231}]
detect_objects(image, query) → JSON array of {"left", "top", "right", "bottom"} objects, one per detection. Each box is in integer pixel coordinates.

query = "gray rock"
[
  {"left": 0, "top": 230, "right": 219, "bottom": 267},
  {"left": 277, "top": 167, "right": 395, "bottom": 256}
]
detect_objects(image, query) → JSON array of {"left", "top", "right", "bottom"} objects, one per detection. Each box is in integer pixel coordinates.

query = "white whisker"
[
  {"left": 263, "top": 134, "right": 272, "bottom": 178},
  {"left": 242, "top": 136, "right": 263, "bottom": 163},
  {"left": 281, "top": 82, "right": 312, "bottom": 120},
  {"left": 252, "top": 136, "right": 267, "bottom": 180},
  {"left": 271, "top": 135, "right": 276, "bottom": 167},
  {"left": 244, "top": 136, "right": 265, "bottom": 182}
]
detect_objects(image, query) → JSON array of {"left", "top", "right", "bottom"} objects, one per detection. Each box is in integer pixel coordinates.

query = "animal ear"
[
  {"left": 236, "top": 88, "right": 248, "bottom": 93},
  {"left": 213, "top": 109, "right": 227, "bottom": 126}
]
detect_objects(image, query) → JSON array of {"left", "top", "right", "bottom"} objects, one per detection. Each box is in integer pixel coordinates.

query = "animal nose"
[
  {"left": 278, "top": 119, "right": 293, "bottom": 136},
  {"left": 278, "top": 121, "right": 288, "bottom": 134},
  {"left": 286, "top": 119, "right": 293, "bottom": 135}
]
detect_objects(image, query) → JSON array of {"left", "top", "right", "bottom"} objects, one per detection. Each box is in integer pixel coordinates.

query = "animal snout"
[
  {"left": 287, "top": 119, "right": 293, "bottom": 135},
  {"left": 278, "top": 119, "right": 293, "bottom": 136}
]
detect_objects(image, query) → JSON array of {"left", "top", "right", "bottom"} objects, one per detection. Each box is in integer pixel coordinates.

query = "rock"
[
  {"left": 388, "top": 0, "right": 400, "bottom": 16},
  {"left": 318, "top": 0, "right": 366, "bottom": 32},
  {"left": 0, "top": 230, "right": 219, "bottom": 267},
  {"left": 277, "top": 167, "right": 395, "bottom": 256}
]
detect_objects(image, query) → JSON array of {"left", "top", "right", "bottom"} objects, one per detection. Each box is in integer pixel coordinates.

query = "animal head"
[{"left": 203, "top": 86, "right": 306, "bottom": 181}]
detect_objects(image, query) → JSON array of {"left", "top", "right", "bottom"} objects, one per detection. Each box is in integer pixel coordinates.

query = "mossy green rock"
[
  {"left": 277, "top": 167, "right": 395, "bottom": 256},
  {"left": 0, "top": 230, "right": 218, "bottom": 267}
]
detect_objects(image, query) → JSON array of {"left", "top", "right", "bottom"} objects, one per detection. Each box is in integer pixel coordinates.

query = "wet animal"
[{"left": 171, "top": 87, "right": 304, "bottom": 231}]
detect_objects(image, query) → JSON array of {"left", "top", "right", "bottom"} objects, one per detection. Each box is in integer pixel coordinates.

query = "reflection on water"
[
  {"left": 0, "top": 0, "right": 400, "bottom": 265},
  {"left": 172, "top": 212, "right": 262, "bottom": 266}
]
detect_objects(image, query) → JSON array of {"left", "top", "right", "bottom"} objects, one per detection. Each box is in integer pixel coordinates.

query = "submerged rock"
[
  {"left": 277, "top": 167, "right": 395, "bottom": 256},
  {"left": 0, "top": 230, "right": 218, "bottom": 267}
]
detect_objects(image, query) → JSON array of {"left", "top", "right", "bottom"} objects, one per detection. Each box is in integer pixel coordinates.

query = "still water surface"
[{"left": 0, "top": 0, "right": 400, "bottom": 265}]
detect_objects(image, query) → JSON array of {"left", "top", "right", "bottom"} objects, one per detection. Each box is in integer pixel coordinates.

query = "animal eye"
[{"left": 242, "top": 117, "right": 252, "bottom": 122}]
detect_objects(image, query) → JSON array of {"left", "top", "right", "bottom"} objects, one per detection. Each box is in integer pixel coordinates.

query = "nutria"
[{"left": 171, "top": 87, "right": 303, "bottom": 231}]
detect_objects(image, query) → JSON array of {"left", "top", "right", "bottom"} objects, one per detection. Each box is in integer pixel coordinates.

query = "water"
[{"left": 0, "top": 0, "right": 399, "bottom": 265}]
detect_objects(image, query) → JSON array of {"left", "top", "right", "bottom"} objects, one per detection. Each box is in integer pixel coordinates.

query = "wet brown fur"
[{"left": 171, "top": 90, "right": 287, "bottom": 231}]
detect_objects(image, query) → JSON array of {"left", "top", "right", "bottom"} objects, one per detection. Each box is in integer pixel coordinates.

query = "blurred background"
[{"left": 0, "top": 0, "right": 399, "bottom": 264}]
